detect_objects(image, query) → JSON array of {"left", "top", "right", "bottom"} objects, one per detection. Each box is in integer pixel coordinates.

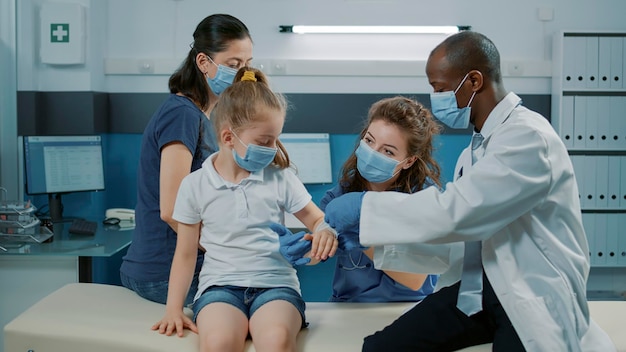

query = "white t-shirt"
[{"left": 173, "top": 153, "right": 312, "bottom": 301}]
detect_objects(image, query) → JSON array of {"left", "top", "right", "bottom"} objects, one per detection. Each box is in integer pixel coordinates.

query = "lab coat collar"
[
  {"left": 478, "top": 92, "right": 522, "bottom": 140},
  {"left": 202, "top": 152, "right": 264, "bottom": 189}
]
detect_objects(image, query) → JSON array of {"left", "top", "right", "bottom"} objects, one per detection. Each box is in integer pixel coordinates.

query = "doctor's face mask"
[{"left": 429, "top": 73, "right": 476, "bottom": 129}]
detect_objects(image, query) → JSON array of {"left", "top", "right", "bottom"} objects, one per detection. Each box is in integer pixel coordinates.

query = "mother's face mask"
[{"left": 205, "top": 55, "right": 237, "bottom": 96}]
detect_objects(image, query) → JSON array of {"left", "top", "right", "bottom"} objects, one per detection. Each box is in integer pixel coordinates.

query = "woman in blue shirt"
[
  {"left": 120, "top": 14, "right": 253, "bottom": 305},
  {"left": 320, "top": 96, "right": 442, "bottom": 302}
]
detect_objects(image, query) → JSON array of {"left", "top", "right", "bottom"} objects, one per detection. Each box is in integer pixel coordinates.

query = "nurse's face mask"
[
  {"left": 231, "top": 129, "right": 277, "bottom": 172},
  {"left": 429, "top": 73, "right": 476, "bottom": 129},
  {"left": 355, "top": 140, "right": 407, "bottom": 183},
  {"left": 205, "top": 55, "right": 238, "bottom": 96}
]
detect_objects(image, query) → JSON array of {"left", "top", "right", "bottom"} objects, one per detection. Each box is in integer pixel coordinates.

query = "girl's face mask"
[{"left": 231, "top": 130, "right": 277, "bottom": 172}]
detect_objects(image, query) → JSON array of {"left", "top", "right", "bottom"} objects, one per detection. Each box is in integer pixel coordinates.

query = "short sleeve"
[
  {"left": 281, "top": 168, "right": 312, "bottom": 214},
  {"left": 172, "top": 172, "right": 202, "bottom": 225},
  {"left": 155, "top": 103, "right": 202, "bottom": 155}
]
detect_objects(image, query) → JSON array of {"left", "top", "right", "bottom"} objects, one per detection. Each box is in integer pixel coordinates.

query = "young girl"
[
  {"left": 152, "top": 67, "right": 338, "bottom": 352},
  {"left": 320, "top": 96, "right": 442, "bottom": 302}
]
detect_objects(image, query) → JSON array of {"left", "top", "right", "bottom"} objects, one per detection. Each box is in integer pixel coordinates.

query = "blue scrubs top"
[
  {"left": 121, "top": 94, "right": 217, "bottom": 282},
  {"left": 320, "top": 183, "right": 438, "bottom": 302}
]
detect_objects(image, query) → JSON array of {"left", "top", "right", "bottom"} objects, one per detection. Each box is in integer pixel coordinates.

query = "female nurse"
[{"left": 320, "top": 96, "right": 443, "bottom": 302}]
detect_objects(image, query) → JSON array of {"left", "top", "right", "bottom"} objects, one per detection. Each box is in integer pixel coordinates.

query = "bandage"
[{"left": 315, "top": 221, "right": 338, "bottom": 238}]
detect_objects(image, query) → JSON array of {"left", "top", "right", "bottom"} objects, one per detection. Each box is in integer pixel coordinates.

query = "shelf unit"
[{"left": 552, "top": 31, "right": 626, "bottom": 269}]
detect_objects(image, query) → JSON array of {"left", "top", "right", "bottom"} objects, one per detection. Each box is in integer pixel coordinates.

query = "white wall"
[
  {"left": 16, "top": 0, "right": 626, "bottom": 94},
  {"left": 0, "top": 0, "right": 18, "bottom": 200}
]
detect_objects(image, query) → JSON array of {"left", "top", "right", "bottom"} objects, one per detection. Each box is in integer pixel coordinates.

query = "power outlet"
[
  {"left": 538, "top": 7, "right": 554, "bottom": 21},
  {"left": 508, "top": 62, "right": 524, "bottom": 76},
  {"left": 138, "top": 60, "right": 154, "bottom": 74},
  {"left": 271, "top": 60, "right": 287, "bottom": 75},
  {"left": 252, "top": 59, "right": 270, "bottom": 73}
]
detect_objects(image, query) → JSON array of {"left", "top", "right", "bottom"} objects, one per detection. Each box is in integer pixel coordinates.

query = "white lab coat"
[
  {"left": 372, "top": 241, "right": 463, "bottom": 291},
  {"left": 364, "top": 93, "right": 616, "bottom": 352}
]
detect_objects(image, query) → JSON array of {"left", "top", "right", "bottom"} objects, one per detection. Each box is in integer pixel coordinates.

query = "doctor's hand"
[
  {"left": 324, "top": 191, "right": 366, "bottom": 234},
  {"left": 270, "top": 222, "right": 312, "bottom": 266}
]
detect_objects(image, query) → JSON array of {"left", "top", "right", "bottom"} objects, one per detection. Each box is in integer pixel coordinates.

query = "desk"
[{"left": 0, "top": 222, "right": 132, "bottom": 352}]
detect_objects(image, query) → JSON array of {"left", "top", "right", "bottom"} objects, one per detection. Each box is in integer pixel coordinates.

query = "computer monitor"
[
  {"left": 280, "top": 133, "right": 332, "bottom": 184},
  {"left": 23, "top": 135, "right": 105, "bottom": 222}
]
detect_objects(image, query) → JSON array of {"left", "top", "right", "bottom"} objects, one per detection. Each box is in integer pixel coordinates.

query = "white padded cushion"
[{"left": 4, "top": 283, "right": 624, "bottom": 351}]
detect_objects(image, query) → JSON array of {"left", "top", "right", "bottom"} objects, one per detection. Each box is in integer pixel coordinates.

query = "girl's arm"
[
  {"left": 159, "top": 142, "right": 193, "bottom": 233},
  {"left": 293, "top": 201, "right": 338, "bottom": 262},
  {"left": 362, "top": 247, "right": 428, "bottom": 291},
  {"left": 152, "top": 222, "right": 200, "bottom": 337}
]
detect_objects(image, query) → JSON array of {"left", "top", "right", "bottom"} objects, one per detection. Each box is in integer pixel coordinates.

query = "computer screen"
[
  {"left": 24, "top": 135, "right": 105, "bottom": 194},
  {"left": 23, "top": 135, "right": 105, "bottom": 222},
  {"left": 280, "top": 133, "right": 332, "bottom": 184}
]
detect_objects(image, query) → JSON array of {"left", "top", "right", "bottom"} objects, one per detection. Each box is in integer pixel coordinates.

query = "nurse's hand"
[
  {"left": 324, "top": 191, "right": 365, "bottom": 234},
  {"left": 337, "top": 230, "right": 364, "bottom": 252},
  {"left": 270, "top": 222, "right": 312, "bottom": 266}
]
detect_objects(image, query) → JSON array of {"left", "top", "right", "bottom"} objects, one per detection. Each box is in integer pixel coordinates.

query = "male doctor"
[{"left": 324, "top": 31, "right": 616, "bottom": 351}]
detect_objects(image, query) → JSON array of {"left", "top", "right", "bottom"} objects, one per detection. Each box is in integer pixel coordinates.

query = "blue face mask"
[
  {"left": 206, "top": 56, "right": 237, "bottom": 96},
  {"left": 355, "top": 140, "right": 405, "bottom": 183},
  {"left": 429, "top": 73, "right": 476, "bottom": 129},
  {"left": 231, "top": 130, "right": 277, "bottom": 172}
]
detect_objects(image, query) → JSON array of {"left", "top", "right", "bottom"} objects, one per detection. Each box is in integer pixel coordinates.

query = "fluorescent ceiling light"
[{"left": 279, "top": 25, "right": 470, "bottom": 34}]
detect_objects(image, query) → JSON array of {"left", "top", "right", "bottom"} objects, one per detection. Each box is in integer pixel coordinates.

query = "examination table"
[{"left": 4, "top": 283, "right": 625, "bottom": 351}]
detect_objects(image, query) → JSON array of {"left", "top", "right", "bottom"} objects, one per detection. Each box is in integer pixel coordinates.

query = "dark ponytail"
[{"left": 168, "top": 14, "right": 251, "bottom": 111}]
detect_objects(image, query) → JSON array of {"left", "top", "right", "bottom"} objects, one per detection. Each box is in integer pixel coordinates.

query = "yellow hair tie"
[{"left": 241, "top": 70, "right": 257, "bottom": 82}]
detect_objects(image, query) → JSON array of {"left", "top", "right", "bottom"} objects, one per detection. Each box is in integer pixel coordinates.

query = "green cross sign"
[{"left": 51, "top": 23, "right": 69, "bottom": 43}]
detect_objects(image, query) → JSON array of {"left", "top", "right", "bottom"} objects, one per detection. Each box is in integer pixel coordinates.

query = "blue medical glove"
[
  {"left": 269, "top": 222, "right": 311, "bottom": 266},
  {"left": 337, "top": 230, "right": 364, "bottom": 252},
  {"left": 323, "top": 191, "right": 366, "bottom": 234}
]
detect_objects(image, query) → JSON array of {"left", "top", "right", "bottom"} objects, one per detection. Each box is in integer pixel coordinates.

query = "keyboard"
[{"left": 68, "top": 219, "right": 98, "bottom": 235}]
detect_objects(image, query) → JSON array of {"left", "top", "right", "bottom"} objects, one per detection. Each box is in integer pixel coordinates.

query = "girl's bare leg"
[
  {"left": 196, "top": 302, "right": 249, "bottom": 352},
  {"left": 249, "top": 300, "right": 301, "bottom": 352}
]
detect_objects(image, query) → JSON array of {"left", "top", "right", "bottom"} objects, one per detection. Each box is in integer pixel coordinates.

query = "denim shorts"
[
  {"left": 192, "top": 285, "right": 307, "bottom": 328},
  {"left": 120, "top": 271, "right": 199, "bottom": 306}
]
